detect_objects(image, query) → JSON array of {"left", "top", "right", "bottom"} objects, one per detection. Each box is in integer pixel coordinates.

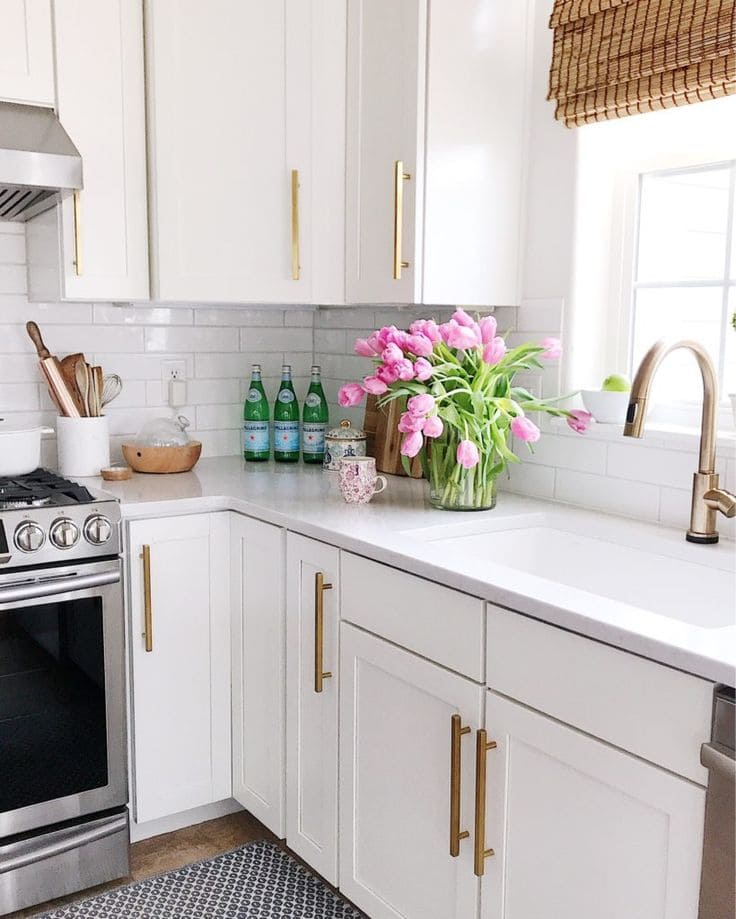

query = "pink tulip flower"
[
  {"left": 406, "top": 333, "right": 434, "bottom": 358},
  {"left": 398, "top": 411, "right": 425, "bottom": 433},
  {"left": 410, "top": 319, "right": 441, "bottom": 343},
  {"left": 382, "top": 342, "right": 404, "bottom": 365},
  {"left": 367, "top": 331, "right": 383, "bottom": 353},
  {"left": 440, "top": 320, "right": 481, "bottom": 351},
  {"left": 414, "top": 358, "right": 433, "bottom": 382},
  {"left": 540, "top": 337, "right": 562, "bottom": 360},
  {"left": 338, "top": 383, "right": 366, "bottom": 407},
  {"left": 354, "top": 337, "right": 378, "bottom": 357},
  {"left": 407, "top": 393, "right": 436, "bottom": 416},
  {"left": 479, "top": 315, "right": 498, "bottom": 344},
  {"left": 422, "top": 415, "right": 444, "bottom": 438},
  {"left": 456, "top": 439, "right": 480, "bottom": 469},
  {"left": 482, "top": 337, "right": 506, "bottom": 365},
  {"left": 400, "top": 430, "right": 424, "bottom": 457},
  {"left": 363, "top": 375, "right": 388, "bottom": 395},
  {"left": 376, "top": 363, "right": 400, "bottom": 385},
  {"left": 396, "top": 359, "right": 415, "bottom": 382},
  {"left": 452, "top": 308, "right": 475, "bottom": 328},
  {"left": 376, "top": 326, "right": 398, "bottom": 349},
  {"left": 567, "top": 409, "right": 593, "bottom": 433},
  {"left": 511, "top": 416, "right": 540, "bottom": 443}
]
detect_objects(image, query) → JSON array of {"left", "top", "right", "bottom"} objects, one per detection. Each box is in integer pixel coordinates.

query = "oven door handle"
[
  {"left": 0, "top": 812, "right": 128, "bottom": 874},
  {"left": 0, "top": 568, "right": 120, "bottom": 604}
]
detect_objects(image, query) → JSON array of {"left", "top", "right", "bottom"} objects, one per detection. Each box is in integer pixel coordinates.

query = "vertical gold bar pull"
[
  {"left": 291, "top": 169, "right": 300, "bottom": 281},
  {"left": 314, "top": 571, "right": 333, "bottom": 693},
  {"left": 140, "top": 544, "right": 153, "bottom": 652},
  {"left": 450, "top": 714, "right": 471, "bottom": 856},
  {"left": 72, "top": 191, "right": 82, "bottom": 276},
  {"left": 474, "top": 728, "right": 497, "bottom": 876},
  {"left": 393, "top": 160, "right": 411, "bottom": 279}
]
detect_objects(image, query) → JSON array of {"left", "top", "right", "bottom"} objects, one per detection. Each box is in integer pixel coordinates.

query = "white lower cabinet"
[
  {"left": 231, "top": 514, "right": 286, "bottom": 837},
  {"left": 286, "top": 534, "right": 340, "bottom": 883},
  {"left": 128, "top": 513, "right": 231, "bottom": 825},
  {"left": 480, "top": 692, "right": 706, "bottom": 919},
  {"left": 339, "top": 623, "right": 483, "bottom": 919}
]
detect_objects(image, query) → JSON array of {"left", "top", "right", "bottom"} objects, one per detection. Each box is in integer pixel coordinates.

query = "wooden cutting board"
[{"left": 363, "top": 395, "right": 423, "bottom": 478}]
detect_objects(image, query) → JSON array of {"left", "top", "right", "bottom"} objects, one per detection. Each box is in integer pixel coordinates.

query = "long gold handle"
[
  {"left": 291, "top": 169, "right": 300, "bottom": 281},
  {"left": 393, "top": 160, "right": 411, "bottom": 279},
  {"left": 450, "top": 714, "right": 471, "bottom": 856},
  {"left": 314, "top": 571, "right": 333, "bottom": 693},
  {"left": 140, "top": 544, "right": 153, "bottom": 652},
  {"left": 73, "top": 190, "right": 82, "bottom": 276},
  {"left": 474, "top": 728, "right": 497, "bottom": 876}
]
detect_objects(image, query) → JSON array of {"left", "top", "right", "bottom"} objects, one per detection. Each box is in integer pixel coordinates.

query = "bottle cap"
[
  {"left": 281, "top": 364, "right": 291, "bottom": 374},
  {"left": 311, "top": 365, "right": 321, "bottom": 375},
  {"left": 251, "top": 364, "right": 261, "bottom": 373}
]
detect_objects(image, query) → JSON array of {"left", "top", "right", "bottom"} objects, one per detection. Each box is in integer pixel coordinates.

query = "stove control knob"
[
  {"left": 50, "top": 518, "right": 80, "bottom": 549},
  {"left": 84, "top": 514, "right": 113, "bottom": 546},
  {"left": 14, "top": 522, "right": 45, "bottom": 553}
]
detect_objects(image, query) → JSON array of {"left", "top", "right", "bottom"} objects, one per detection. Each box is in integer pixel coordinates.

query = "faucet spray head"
[{"left": 623, "top": 397, "right": 647, "bottom": 438}]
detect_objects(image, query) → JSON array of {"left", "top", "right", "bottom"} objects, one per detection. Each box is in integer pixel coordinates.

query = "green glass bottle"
[
  {"left": 243, "top": 364, "right": 270, "bottom": 461},
  {"left": 302, "top": 365, "right": 329, "bottom": 464},
  {"left": 273, "top": 364, "right": 300, "bottom": 463}
]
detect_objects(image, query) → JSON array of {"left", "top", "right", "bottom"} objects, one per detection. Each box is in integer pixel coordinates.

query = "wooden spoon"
[
  {"left": 74, "top": 357, "right": 90, "bottom": 417},
  {"left": 59, "top": 352, "right": 86, "bottom": 416}
]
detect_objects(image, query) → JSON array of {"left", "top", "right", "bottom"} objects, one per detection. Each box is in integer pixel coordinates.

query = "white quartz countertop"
[{"left": 96, "top": 456, "right": 735, "bottom": 685}]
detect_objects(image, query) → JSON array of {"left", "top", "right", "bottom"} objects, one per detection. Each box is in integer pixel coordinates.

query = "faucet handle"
[{"left": 704, "top": 488, "right": 736, "bottom": 518}]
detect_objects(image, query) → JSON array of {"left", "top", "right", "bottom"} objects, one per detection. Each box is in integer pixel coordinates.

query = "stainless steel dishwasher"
[{"left": 698, "top": 685, "right": 735, "bottom": 919}]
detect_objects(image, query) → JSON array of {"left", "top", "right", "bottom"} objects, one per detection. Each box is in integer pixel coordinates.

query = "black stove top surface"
[{"left": 0, "top": 469, "right": 96, "bottom": 509}]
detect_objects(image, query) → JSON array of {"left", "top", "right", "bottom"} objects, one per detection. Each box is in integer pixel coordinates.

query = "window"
[{"left": 631, "top": 162, "right": 735, "bottom": 407}]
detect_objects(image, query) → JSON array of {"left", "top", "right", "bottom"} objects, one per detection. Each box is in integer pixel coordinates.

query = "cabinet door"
[
  {"left": 0, "top": 0, "right": 54, "bottom": 106},
  {"left": 231, "top": 514, "right": 286, "bottom": 837},
  {"left": 345, "top": 0, "right": 425, "bottom": 303},
  {"left": 128, "top": 514, "right": 231, "bottom": 825},
  {"left": 480, "top": 693, "right": 705, "bottom": 919},
  {"left": 146, "top": 0, "right": 345, "bottom": 304},
  {"left": 339, "top": 624, "right": 482, "bottom": 919},
  {"left": 26, "top": 0, "right": 149, "bottom": 301},
  {"left": 285, "top": 533, "right": 339, "bottom": 883}
]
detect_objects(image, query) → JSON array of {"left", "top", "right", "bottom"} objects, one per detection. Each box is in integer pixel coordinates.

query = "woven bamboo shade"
[{"left": 548, "top": 0, "right": 736, "bottom": 127}]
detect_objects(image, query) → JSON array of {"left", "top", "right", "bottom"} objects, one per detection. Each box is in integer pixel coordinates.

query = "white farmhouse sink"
[{"left": 406, "top": 508, "right": 735, "bottom": 629}]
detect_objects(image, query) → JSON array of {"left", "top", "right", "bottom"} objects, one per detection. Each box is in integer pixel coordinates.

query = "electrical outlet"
[{"left": 161, "top": 360, "right": 186, "bottom": 383}]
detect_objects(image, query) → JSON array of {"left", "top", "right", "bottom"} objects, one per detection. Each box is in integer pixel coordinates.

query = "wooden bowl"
[{"left": 121, "top": 442, "right": 202, "bottom": 474}]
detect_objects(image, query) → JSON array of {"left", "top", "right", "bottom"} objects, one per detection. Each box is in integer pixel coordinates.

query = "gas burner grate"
[{"left": 0, "top": 469, "right": 95, "bottom": 508}]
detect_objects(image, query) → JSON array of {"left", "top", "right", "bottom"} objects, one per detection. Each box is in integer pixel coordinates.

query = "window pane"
[
  {"left": 632, "top": 287, "right": 723, "bottom": 403},
  {"left": 725, "top": 286, "right": 736, "bottom": 398},
  {"left": 637, "top": 167, "right": 730, "bottom": 282}
]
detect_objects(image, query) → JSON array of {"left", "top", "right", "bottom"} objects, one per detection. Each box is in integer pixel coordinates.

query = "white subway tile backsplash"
[
  {"left": 555, "top": 468, "right": 660, "bottom": 520},
  {"left": 524, "top": 432, "right": 607, "bottom": 475},
  {"left": 0, "top": 382, "right": 40, "bottom": 410},
  {"left": 196, "top": 403, "right": 242, "bottom": 430},
  {"left": 0, "top": 265, "right": 27, "bottom": 294},
  {"left": 606, "top": 442, "right": 699, "bottom": 489},
  {"left": 93, "top": 304, "right": 194, "bottom": 326},
  {"left": 47, "top": 324, "right": 145, "bottom": 353},
  {"left": 516, "top": 298, "right": 563, "bottom": 332},
  {"left": 0, "top": 355, "right": 40, "bottom": 382},
  {"left": 146, "top": 326, "right": 237, "bottom": 353},
  {"left": 0, "top": 233, "right": 26, "bottom": 263},
  {"left": 194, "top": 307, "right": 283, "bottom": 327},
  {"left": 240, "top": 327, "right": 312, "bottom": 353},
  {"left": 500, "top": 461, "right": 556, "bottom": 498}
]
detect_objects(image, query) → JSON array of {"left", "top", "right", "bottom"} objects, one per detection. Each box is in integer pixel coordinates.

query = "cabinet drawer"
[
  {"left": 340, "top": 553, "right": 484, "bottom": 680},
  {"left": 486, "top": 605, "right": 713, "bottom": 785}
]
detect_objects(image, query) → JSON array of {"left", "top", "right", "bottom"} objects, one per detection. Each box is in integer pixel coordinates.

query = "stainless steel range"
[{"left": 0, "top": 470, "right": 128, "bottom": 915}]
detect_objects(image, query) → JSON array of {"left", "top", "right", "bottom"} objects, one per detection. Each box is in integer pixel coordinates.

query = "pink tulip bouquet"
[{"left": 338, "top": 309, "right": 592, "bottom": 510}]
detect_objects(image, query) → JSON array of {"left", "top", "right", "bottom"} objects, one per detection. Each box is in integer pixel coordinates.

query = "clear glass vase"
[{"left": 428, "top": 430, "right": 498, "bottom": 511}]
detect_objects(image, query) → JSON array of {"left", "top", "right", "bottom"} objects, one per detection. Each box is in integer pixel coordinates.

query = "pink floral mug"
[{"left": 338, "top": 456, "right": 388, "bottom": 504}]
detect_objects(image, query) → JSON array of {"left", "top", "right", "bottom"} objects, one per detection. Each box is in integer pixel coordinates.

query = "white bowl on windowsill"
[{"left": 581, "top": 389, "right": 631, "bottom": 424}]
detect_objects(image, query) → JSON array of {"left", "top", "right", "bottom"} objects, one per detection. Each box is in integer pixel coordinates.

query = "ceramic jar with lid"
[{"left": 323, "top": 419, "right": 367, "bottom": 470}]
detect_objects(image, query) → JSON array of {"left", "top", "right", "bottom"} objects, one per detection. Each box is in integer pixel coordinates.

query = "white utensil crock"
[{"left": 56, "top": 415, "right": 110, "bottom": 477}]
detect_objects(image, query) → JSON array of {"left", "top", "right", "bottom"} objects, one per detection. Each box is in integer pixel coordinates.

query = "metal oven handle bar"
[
  {"left": 0, "top": 812, "right": 127, "bottom": 874},
  {"left": 0, "top": 569, "right": 120, "bottom": 604}
]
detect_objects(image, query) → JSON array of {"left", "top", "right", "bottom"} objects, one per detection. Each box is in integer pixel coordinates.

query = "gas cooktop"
[{"left": 0, "top": 470, "right": 120, "bottom": 571}]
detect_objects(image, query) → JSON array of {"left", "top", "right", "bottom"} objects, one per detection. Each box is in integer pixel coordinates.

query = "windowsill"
[{"left": 549, "top": 416, "right": 736, "bottom": 458}]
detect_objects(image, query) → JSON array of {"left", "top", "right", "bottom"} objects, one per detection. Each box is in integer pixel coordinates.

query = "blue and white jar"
[{"left": 323, "top": 419, "right": 367, "bottom": 471}]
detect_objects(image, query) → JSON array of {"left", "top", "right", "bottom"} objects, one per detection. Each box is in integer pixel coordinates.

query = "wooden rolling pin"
[{"left": 26, "top": 321, "right": 82, "bottom": 418}]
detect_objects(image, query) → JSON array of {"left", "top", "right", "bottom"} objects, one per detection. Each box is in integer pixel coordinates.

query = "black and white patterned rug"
[{"left": 39, "top": 840, "right": 365, "bottom": 918}]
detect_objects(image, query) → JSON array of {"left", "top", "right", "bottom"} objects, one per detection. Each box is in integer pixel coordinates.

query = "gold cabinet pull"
[
  {"left": 474, "top": 728, "right": 497, "bottom": 876},
  {"left": 140, "top": 544, "right": 153, "bottom": 652},
  {"left": 291, "top": 169, "right": 300, "bottom": 280},
  {"left": 393, "top": 160, "right": 411, "bottom": 279},
  {"left": 450, "top": 714, "right": 471, "bottom": 856},
  {"left": 73, "top": 190, "right": 82, "bottom": 276},
  {"left": 314, "top": 571, "right": 333, "bottom": 692}
]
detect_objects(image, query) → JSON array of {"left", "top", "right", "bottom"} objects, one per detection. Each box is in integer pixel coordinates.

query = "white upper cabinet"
[
  {"left": 146, "top": 0, "right": 346, "bottom": 304},
  {"left": 346, "top": 0, "right": 531, "bottom": 306},
  {"left": 0, "top": 0, "right": 54, "bottom": 106},
  {"left": 25, "top": 0, "right": 149, "bottom": 301}
]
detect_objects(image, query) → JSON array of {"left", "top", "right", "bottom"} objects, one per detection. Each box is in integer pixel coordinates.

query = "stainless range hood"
[{"left": 0, "top": 101, "right": 82, "bottom": 222}]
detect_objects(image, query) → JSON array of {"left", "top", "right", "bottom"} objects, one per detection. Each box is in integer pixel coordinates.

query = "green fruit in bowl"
[{"left": 601, "top": 373, "right": 631, "bottom": 392}]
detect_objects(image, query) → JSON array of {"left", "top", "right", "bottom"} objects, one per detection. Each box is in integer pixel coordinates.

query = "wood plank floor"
[{"left": 9, "top": 811, "right": 278, "bottom": 918}]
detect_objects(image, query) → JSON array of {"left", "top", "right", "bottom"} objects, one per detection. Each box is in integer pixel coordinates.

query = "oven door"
[{"left": 0, "top": 559, "right": 126, "bottom": 838}]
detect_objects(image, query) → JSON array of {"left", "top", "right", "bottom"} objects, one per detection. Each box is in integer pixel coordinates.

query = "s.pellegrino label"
[
  {"left": 273, "top": 364, "right": 299, "bottom": 462},
  {"left": 243, "top": 364, "right": 270, "bottom": 461},
  {"left": 302, "top": 365, "right": 328, "bottom": 463}
]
